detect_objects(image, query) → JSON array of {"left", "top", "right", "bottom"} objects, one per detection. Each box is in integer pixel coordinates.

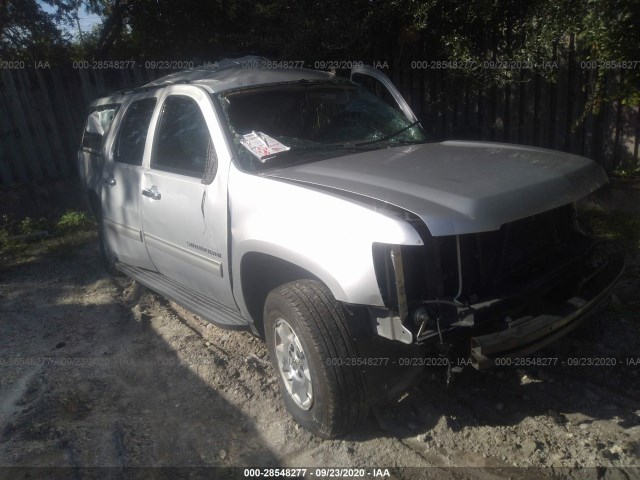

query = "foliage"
[
  {"left": 99, "top": 0, "right": 637, "bottom": 115},
  {"left": 0, "top": 210, "right": 93, "bottom": 244},
  {"left": 376, "top": 0, "right": 639, "bottom": 112},
  {"left": 55, "top": 210, "right": 94, "bottom": 234},
  {"left": 0, "top": 0, "right": 76, "bottom": 62},
  {"left": 579, "top": 208, "right": 640, "bottom": 249},
  {"left": 18, "top": 216, "right": 49, "bottom": 234},
  {"left": 612, "top": 166, "right": 640, "bottom": 179},
  {"left": 1, "top": 0, "right": 638, "bottom": 114},
  {"left": 0, "top": 209, "right": 96, "bottom": 265}
]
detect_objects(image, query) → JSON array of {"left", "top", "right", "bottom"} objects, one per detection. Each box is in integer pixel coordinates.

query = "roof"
[
  {"left": 140, "top": 55, "right": 339, "bottom": 93},
  {"left": 91, "top": 56, "right": 348, "bottom": 107}
]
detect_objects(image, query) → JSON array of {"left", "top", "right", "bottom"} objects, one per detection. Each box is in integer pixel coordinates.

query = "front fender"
[{"left": 229, "top": 166, "right": 423, "bottom": 308}]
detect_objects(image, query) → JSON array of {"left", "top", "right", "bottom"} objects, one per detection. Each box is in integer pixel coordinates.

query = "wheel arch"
[{"left": 239, "top": 251, "right": 323, "bottom": 337}]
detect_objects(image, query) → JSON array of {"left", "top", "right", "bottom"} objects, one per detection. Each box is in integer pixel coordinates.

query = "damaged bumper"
[{"left": 470, "top": 252, "right": 625, "bottom": 369}]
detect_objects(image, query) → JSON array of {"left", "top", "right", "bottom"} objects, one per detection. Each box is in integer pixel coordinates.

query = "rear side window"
[
  {"left": 152, "top": 95, "right": 213, "bottom": 178},
  {"left": 82, "top": 106, "right": 119, "bottom": 151},
  {"left": 113, "top": 98, "right": 157, "bottom": 166}
]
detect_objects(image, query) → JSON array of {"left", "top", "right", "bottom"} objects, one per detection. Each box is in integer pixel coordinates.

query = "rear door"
[
  {"left": 140, "top": 85, "right": 237, "bottom": 313},
  {"left": 101, "top": 95, "right": 157, "bottom": 269},
  {"left": 78, "top": 104, "right": 119, "bottom": 195}
]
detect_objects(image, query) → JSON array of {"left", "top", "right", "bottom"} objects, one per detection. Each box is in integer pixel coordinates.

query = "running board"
[{"left": 115, "top": 262, "right": 247, "bottom": 328}]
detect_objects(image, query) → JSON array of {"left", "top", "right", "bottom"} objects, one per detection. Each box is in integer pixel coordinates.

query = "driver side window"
[{"left": 152, "top": 95, "right": 216, "bottom": 179}]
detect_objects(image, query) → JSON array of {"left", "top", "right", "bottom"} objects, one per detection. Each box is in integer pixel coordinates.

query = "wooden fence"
[
  {"left": 0, "top": 66, "right": 163, "bottom": 186},
  {"left": 0, "top": 62, "right": 638, "bottom": 186},
  {"left": 389, "top": 62, "right": 639, "bottom": 173}
]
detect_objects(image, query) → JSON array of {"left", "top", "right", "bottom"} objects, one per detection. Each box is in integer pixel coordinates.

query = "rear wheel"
[{"left": 264, "top": 280, "right": 368, "bottom": 438}]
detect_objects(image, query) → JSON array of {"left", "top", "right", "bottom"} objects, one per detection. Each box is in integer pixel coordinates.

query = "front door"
[{"left": 140, "top": 85, "right": 237, "bottom": 314}]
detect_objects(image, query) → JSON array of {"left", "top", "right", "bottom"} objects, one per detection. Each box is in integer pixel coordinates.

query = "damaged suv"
[{"left": 78, "top": 57, "right": 625, "bottom": 438}]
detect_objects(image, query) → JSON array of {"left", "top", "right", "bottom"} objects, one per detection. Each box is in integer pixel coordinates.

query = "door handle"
[
  {"left": 105, "top": 177, "right": 116, "bottom": 186},
  {"left": 142, "top": 187, "right": 161, "bottom": 200}
]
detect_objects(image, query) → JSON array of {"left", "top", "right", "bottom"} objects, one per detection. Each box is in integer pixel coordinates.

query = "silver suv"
[{"left": 78, "top": 57, "right": 624, "bottom": 438}]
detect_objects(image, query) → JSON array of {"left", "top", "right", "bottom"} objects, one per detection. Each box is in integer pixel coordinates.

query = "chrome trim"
[
  {"left": 144, "top": 232, "right": 223, "bottom": 276},
  {"left": 141, "top": 187, "right": 162, "bottom": 200},
  {"left": 104, "top": 218, "right": 143, "bottom": 242}
]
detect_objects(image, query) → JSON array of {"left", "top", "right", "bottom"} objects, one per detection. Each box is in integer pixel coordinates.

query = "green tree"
[
  {"left": 0, "top": 0, "right": 77, "bottom": 62},
  {"left": 375, "top": 0, "right": 640, "bottom": 113}
]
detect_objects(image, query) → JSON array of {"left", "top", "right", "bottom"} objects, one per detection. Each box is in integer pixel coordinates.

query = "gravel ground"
[{"left": 0, "top": 183, "right": 639, "bottom": 480}]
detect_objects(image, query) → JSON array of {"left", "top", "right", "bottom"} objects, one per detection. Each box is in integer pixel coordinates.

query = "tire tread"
[{"left": 269, "top": 280, "right": 367, "bottom": 437}]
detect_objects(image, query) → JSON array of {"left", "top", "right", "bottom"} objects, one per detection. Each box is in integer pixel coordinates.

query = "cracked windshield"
[{"left": 218, "top": 82, "right": 428, "bottom": 168}]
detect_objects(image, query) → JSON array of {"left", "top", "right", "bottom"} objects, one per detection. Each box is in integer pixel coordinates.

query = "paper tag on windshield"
[{"left": 240, "top": 131, "right": 290, "bottom": 160}]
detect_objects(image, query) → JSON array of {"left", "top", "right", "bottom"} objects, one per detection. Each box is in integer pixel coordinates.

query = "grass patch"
[
  {"left": 0, "top": 210, "right": 96, "bottom": 268},
  {"left": 578, "top": 208, "right": 640, "bottom": 249},
  {"left": 612, "top": 166, "right": 640, "bottom": 179}
]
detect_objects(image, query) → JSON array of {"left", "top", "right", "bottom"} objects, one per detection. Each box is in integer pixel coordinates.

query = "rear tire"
[{"left": 264, "top": 280, "right": 368, "bottom": 438}]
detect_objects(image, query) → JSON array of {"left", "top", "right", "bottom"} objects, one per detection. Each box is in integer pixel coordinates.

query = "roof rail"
[
  {"left": 142, "top": 56, "right": 269, "bottom": 88},
  {"left": 110, "top": 55, "right": 270, "bottom": 97},
  {"left": 116, "top": 78, "right": 192, "bottom": 96}
]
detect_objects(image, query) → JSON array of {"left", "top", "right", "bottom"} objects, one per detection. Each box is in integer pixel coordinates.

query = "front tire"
[{"left": 264, "top": 280, "right": 368, "bottom": 438}]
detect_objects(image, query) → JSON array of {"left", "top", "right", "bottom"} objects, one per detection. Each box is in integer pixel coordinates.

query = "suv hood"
[{"left": 261, "top": 140, "right": 608, "bottom": 236}]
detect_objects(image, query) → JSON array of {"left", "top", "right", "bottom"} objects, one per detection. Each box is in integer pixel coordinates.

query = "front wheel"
[{"left": 264, "top": 280, "right": 368, "bottom": 438}]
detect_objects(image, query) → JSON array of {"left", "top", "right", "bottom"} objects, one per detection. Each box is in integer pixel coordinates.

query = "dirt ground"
[{"left": 1, "top": 182, "right": 639, "bottom": 479}]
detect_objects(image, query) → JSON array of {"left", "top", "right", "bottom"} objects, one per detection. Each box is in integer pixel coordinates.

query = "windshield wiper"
[
  {"left": 354, "top": 121, "right": 422, "bottom": 147},
  {"left": 257, "top": 122, "right": 423, "bottom": 162}
]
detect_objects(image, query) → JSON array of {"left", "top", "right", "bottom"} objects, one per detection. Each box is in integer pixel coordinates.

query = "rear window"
[{"left": 82, "top": 105, "right": 119, "bottom": 151}]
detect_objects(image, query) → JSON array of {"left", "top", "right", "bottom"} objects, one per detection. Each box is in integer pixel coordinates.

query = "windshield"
[{"left": 217, "top": 82, "right": 428, "bottom": 169}]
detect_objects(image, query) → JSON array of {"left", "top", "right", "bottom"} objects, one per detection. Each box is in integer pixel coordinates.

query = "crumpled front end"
[
  {"left": 467, "top": 246, "right": 624, "bottom": 368},
  {"left": 372, "top": 203, "right": 625, "bottom": 368}
]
